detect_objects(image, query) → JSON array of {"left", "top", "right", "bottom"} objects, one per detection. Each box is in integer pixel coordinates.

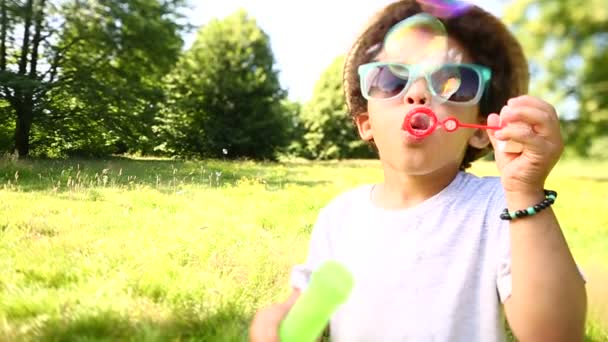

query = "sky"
[{"left": 183, "top": 1, "right": 506, "bottom": 102}]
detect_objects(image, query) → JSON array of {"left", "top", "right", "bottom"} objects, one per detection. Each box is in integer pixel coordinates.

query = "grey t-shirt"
[{"left": 290, "top": 171, "right": 513, "bottom": 342}]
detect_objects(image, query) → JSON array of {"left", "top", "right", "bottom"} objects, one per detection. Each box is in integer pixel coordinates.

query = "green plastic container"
[{"left": 279, "top": 261, "right": 354, "bottom": 342}]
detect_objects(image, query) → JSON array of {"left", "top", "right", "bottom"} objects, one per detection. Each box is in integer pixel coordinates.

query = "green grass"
[{"left": 0, "top": 157, "right": 606, "bottom": 341}]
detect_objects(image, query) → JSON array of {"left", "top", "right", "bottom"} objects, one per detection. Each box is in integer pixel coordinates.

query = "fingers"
[
  {"left": 495, "top": 121, "right": 543, "bottom": 147},
  {"left": 487, "top": 113, "right": 500, "bottom": 132},
  {"left": 486, "top": 113, "right": 500, "bottom": 144},
  {"left": 489, "top": 96, "right": 564, "bottom": 192},
  {"left": 285, "top": 289, "right": 301, "bottom": 307},
  {"left": 500, "top": 105, "right": 559, "bottom": 137},
  {"left": 489, "top": 110, "right": 544, "bottom": 154},
  {"left": 487, "top": 113, "right": 525, "bottom": 156}
]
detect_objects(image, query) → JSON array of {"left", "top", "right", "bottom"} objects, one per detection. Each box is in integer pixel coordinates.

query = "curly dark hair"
[{"left": 343, "top": 0, "right": 529, "bottom": 169}]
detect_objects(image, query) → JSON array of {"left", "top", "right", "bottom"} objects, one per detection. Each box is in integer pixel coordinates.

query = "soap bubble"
[
  {"left": 416, "top": 0, "right": 472, "bottom": 19},
  {"left": 383, "top": 13, "right": 449, "bottom": 66}
]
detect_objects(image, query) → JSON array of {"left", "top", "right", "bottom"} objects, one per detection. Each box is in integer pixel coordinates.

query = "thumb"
[{"left": 487, "top": 113, "right": 501, "bottom": 150}]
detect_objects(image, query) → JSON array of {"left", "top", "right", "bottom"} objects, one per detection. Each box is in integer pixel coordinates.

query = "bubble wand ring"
[{"left": 402, "top": 107, "right": 503, "bottom": 138}]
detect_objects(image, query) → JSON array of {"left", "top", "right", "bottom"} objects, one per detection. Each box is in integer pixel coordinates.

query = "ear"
[
  {"left": 355, "top": 113, "right": 374, "bottom": 141},
  {"left": 468, "top": 127, "right": 490, "bottom": 149}
]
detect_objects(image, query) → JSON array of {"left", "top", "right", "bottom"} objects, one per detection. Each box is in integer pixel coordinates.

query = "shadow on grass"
[
  {"left": 0, "top": 157, "right": 332, "bottom": 193},
  {"left": 30, "top": 304, "right": 251, "bottom": 342}
]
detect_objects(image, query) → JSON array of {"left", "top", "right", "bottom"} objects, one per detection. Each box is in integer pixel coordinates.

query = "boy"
[{"left": 250, "top": 1, "right": 586, "bottom": 341}]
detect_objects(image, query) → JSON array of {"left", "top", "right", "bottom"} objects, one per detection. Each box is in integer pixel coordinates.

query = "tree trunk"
[
  {"left": 12, "top": 0, "right": 35, "bottom": 157},
  {"left": 14, "top": 102, "right": 33, "bottom": 157},
  {"left": 0, "top": 0, "right": 7, "bottom": 71},
  {"left": 29, "top": 0, "right": 45, "bottom": 78},
  {"left": 18, "top": 0, "right": 33, "bottom": 75}
]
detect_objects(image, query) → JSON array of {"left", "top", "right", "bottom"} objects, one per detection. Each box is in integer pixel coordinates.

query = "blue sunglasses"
[{"left": 358, "top": 62, "right": 492, "bottom": 106}]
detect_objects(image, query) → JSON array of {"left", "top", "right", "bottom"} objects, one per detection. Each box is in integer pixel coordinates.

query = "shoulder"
[
  {"left": 459, "top": 173, "right": 510, "bottom": 238},
  {"left": 320, "top": 184, "right": 373, "bottom": 216},
  {"left": 309, "top": 185, "right": 372, "bottom": 242},
  {"left": 458, "top": 172, "right": 505, "bottom": 202}
]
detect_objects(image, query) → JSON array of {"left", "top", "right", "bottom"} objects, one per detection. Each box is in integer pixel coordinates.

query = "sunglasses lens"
[
  {"left": 430, "top": 65, "right": 480, "bottom": 103},
  {"left": 364, "top": 64, "right": 409, "bottom": 99}
]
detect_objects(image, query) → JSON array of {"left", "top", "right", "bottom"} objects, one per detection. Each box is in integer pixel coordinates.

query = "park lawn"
[{"left": 0, "top": 157, "right": 606, "bottom": 341}]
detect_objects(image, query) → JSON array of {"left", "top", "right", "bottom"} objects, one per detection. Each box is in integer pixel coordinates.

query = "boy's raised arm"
[
  {"left": 502, "top": 191, "right": 587, "bottom": 342},
  {"left": 487, "top": 96, "right": 587, "bottom": 342}
]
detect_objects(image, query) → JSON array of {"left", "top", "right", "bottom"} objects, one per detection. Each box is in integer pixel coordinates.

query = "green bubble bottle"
[{"left": 279, "top": 261, "right": 354, "bottom": 342}]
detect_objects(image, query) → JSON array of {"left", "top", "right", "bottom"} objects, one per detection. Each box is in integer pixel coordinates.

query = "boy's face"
[{"left": 355, "top": 30, "right": 490, "bottom": 175}]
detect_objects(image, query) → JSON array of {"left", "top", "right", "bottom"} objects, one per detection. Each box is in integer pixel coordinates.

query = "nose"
[{"left": 404, "top": 78, "right": 430, "bottom": 105}]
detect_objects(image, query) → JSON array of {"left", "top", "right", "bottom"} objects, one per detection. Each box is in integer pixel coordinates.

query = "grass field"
[{"left": 0, "top": 156, "right": 607, "bottom": 341}]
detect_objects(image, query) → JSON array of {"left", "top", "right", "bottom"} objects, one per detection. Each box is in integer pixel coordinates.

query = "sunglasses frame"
[{"left": 357, "top": 62, "right": 492, "bottom": 106}]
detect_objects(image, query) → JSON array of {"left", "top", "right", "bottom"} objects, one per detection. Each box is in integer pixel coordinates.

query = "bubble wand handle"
[
  {"left": 279, "top": 261, "right": 354, "bottom": 342},
  {"left": 441, "top": 117, "right": 503, "bottom": 132}
]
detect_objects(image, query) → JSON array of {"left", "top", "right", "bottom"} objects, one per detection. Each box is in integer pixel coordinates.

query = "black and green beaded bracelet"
[{"left": 500, "top": 190, "right": 557, "bottom": 221}]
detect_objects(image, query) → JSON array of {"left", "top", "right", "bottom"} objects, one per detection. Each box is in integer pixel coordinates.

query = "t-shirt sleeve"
[
  {"left": 489, "top": 184, "right": 513, "bottom": 303},
  {"left": 290, "top": 208, "right": 332, "bottom": 291},
  {"left": 495, "top": 217, "right": 512, "bottom": 303}
]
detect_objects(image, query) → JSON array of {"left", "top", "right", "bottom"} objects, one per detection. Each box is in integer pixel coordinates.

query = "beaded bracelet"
[{"left": 500, "top": 189, "right": 557, "bottom": 221}]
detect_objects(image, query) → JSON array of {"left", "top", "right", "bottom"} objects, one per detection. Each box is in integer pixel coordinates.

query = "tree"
[
  {"left": 300, "top": 56, "right": 375, "bottom": 160},
  {"left": 0, "top": 0, "right": 185, "bottom": 157},
  {"left": 0, "top": 98, "right": 12, "bottom": 150},
  {"left": 504, "top": 0, "right": 608, "bottom": 157},
  {"left": 281, "top": 99, "right": 306, "bottom": 157},
  {"left": 156, "top": 10, "right": 289, "bottom": 160},
  {"left": 0, "top": 0, "right": 48, "bottom": 157}
]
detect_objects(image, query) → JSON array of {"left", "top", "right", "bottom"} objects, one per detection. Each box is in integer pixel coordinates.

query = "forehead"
[{"left": 373, "top": 27, "right": 473, "bottom": 65}]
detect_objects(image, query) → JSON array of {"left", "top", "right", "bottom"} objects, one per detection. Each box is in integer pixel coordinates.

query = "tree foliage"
[
  {"left": 504, "top": 0, "right": 608, "bottom": 157},
  {"left": 300, "top": 56, "right": 374, "bottom": 160},
  {"left": 0, "top": 0, "right": 185, "bottom": 157},
  {"left": 156, "top": 10, "right": 289, "bottom": 160}
]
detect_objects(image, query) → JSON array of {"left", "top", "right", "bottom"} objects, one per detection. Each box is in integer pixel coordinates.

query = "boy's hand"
[
  {"left": 250, "top": 290, "right": 301, "bottom": 342},
  {"left": 487, "top": 95, "right": 564, "bottom": 195},
  {"left": 250, "top": 303, "right": 290, "bottom": 342}
]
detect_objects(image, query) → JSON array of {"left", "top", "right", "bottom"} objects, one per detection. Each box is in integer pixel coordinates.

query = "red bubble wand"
[{"left": 402, "top": 107, "right": 503, "bottom": 138}]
